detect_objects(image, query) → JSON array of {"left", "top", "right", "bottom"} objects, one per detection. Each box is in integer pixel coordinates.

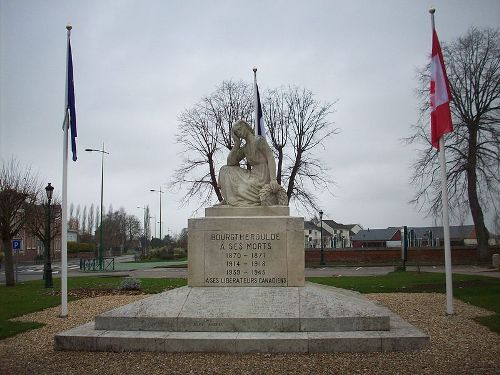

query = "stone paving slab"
[{"left": 94, "top": 283, "right": 390, "bottom": 332}]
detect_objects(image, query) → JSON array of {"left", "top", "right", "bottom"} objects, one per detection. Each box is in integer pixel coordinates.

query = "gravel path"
[{"left": 0, "top": 292, "right": 498, "bottom": 375}]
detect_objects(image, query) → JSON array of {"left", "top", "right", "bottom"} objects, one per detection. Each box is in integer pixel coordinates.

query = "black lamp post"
[
  {"left": 85, "top": 144, "right": 109, "bottom": 270},
  {"left": 44, "top": 183, "right": 54, "bottom": 288},
  {"left": 319, "top": 210, "right": 325, "bottom": 265}
]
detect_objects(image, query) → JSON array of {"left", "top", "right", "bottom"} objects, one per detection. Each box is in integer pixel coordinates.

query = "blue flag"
[{"left": 66, "top": 38, "right": 77, "bottom": 161}]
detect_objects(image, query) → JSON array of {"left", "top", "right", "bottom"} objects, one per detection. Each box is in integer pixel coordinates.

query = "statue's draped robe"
[{"left": 218, "top": 137, "right": 270, "bottom": 206}]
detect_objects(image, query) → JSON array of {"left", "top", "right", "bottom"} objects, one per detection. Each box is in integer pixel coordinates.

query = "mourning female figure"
[{"left": 217, "top": 120, "right": 288, "bottom": 207}]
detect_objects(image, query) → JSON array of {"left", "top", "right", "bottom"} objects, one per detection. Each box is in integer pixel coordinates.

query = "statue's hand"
[
  {"left": 232, "top": 133, "right": 241, "bottom": 148},
  {"left": 269, "top": 180, "right": 281, "bottom": 192}
]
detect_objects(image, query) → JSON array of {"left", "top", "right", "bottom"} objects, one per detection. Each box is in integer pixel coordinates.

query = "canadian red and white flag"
[{"left": 430, "top": 29, "right": 453, "bottom": 149}]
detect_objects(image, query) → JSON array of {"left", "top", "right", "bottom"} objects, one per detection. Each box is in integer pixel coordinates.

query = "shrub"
[
  {"left": 67, "top": 242, "right": 95, "bottom": 254},
  {"left": 119, "top": 278, "right": 141, "bottom": 291}
]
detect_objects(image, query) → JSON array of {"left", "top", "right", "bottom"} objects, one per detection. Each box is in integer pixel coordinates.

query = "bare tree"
[
  {"left": 87, "top": 203, "right": 95, "bottom": 235},
  {"left": 24, "top": 199, "right": 62, "bottom": 274},
  {"left": 208, "top": 80, "right": 253, "bottom": 150},
  {"left": 278, "top": 86, "right": 338, "bottom": 211},
  {"left": 407, "top": 27, "right": 500, "bottom": 261},
  {"left": 81, "top": 205, "right": 87, "bottom": 234},
  {"left": 172, "top": 98, "right": 223, "bottom": 208},
  {"left": 95, "top": 205, "right": 100, "bottom": 235},
  {"left": 264, "top": 87, "right": 290, "bottom": 185},
  {"left": 0, "top": 159, "right": 40, "bottom": 286},
  {"left": 75, "top": 204, "right": 81, "bottom": 232},
  {"left": 171, "top": 80, "right": 338, "bottom": 213},
  {"left": 125, "top": 214, "right": 141, "bottom": 242}
]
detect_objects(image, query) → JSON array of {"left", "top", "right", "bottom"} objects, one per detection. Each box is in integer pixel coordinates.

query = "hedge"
[{"left": 67, "top": 242, "right": 95, "bottom": 254}]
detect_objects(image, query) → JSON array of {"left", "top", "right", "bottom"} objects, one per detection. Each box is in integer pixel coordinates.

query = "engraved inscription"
[{"left": 204, "top": 231, "right": 287, "bottom": 286}]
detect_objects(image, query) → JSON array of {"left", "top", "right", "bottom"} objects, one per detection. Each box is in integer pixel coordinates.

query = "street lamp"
[
  {"left": 319, "top": 210, "right": 325, "bottom": 265},
  {"left": 150, "top": 188, "right": 164, "bottom": 240},
  {"left": 85, "top": 143, "right": 109, "bottom": 269},
  {"left": 44, "top": 183, "right": 54, "bottom": 288}
]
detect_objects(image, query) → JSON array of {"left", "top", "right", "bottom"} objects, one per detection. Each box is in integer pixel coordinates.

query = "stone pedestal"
[
  {"left": 55, "top": 205, "right": 429, "bottom": 353},
  {"left": 188, "top": 206, "right": 304, "bottom": 287}
]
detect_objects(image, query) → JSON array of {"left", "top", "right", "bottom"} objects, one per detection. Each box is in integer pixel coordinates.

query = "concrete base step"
[{"left": 56, "top": 314, "right": 428, "bottom": 353}]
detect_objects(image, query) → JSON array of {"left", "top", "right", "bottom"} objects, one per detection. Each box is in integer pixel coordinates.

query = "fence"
[
  {"left": 79, "top": 257, "right": 115, "bottom": 271},
  {"left": 305, "top": 245, "right": 499, "bottom": 265}
]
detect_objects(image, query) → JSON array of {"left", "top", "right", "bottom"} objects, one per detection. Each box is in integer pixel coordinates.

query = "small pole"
[
  {"left": 253, "top": 67, "right": 258, "bottom": 132},
  {"left": 319, "top": 210, "right": 325, "bottom": 265},
  {"left": 99, "top": 142, "right": 105, "bottom": 269},
  {"left": 159, "top": 187, "right": 162, "bottom": 240}
]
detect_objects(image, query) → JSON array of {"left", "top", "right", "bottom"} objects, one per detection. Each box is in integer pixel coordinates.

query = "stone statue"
[{"left": 217, "top": 120, "right": 288, "bottom": 207}]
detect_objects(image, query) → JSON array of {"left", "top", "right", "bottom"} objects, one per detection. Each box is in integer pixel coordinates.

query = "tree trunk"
[
  {"left": 466, "top": 126, "right": 490, "bottom": 262},
  {"left": 208, "top": 155, "right": 223, "bottom": 202},
  {"left": 2, "top": 238, "right": 15, "bottom": 286},
  {"left": 276, "top": 148, "right": 283, "bottom": 185},
  {"left": 286, "top": 152, "right": 302, "bottom": 201}
]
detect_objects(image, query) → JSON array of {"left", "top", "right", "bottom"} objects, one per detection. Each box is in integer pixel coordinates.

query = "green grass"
[
  {"left": 113, "top": 260, "right": 187, "bottom": 271},
  {"left": 308, "top": 271, "right": 500, "bottom": 333},
  {"left": 0, "top": 279, "right": 65, "bottom": 339},
  {"left": 123, "top": 257, "right": 187, "bottom": 264},
  {"left": 0, "top": 277, "right": 186, "bottom": 340}
]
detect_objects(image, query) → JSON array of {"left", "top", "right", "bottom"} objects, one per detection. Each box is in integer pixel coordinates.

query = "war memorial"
[{"left": 55, "top": 120, "right": 428, "bottom": 353}]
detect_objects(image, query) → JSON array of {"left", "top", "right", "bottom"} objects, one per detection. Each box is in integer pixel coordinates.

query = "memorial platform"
[
  {"left": 55, "top": 283, "right": 428, "bottom": 353},
  {"left": 55, "top": 206, "right": 428, "bottom": 353}
]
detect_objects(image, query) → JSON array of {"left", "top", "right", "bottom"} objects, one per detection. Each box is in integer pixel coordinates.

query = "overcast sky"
[{"left": 1, "top": 0, "right": 499, "bottom": 236}]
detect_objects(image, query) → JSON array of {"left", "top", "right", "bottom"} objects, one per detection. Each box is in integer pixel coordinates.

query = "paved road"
[{"left": 2, "top": 258, "right": 499, "bottom": 284}]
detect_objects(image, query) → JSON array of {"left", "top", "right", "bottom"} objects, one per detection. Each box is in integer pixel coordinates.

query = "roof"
[
  {"left": 352, "top": 225, "right": 477, "bottom": 242},
  {"left": 323, "top": 220, "right": 352, "bottom": 230},
  {"left": 351, "top": 228, "right": 399, "bottom": 242},
  {"left": 407, "top": 225, "right": 475, "bottom": 240},
  {"left": 304, "top": 221, "right": 332, "bottom": 236}
]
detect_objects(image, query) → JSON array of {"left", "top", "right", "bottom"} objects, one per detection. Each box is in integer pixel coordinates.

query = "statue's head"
[{"left": 232, "top": 120, "right": 254, "bottom": 139}]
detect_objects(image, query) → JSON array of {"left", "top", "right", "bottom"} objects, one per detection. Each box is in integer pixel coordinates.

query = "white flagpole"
[
  {"left": 253, "top": 67, "right": 258, "bottom": 132},
  {"left": 430, "top": 8, "right": 454, "bottom": 315},
  {"left": 60, "top": 24, "right": 72, "bottom": 318}
]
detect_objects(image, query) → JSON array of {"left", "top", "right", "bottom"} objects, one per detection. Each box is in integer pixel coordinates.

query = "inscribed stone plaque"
[{"left": 204, "top": 231, "right": 287, "bottom": 287}]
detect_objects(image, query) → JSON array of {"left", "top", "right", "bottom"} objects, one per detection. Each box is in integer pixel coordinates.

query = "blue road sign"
[{"left": 12, "top": 239, "right": 22, "bottom": 252}]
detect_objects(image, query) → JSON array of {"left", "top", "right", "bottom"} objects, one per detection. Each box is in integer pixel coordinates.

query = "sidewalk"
[{"left": 406, "top": 264, "right": 500, "bottom": 278}]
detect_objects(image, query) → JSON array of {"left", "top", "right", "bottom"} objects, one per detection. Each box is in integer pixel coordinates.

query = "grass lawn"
[
  {"left": 0, "top": 271, "right": 498, "bottom": 340},
  {"left": 122, "top": 257, "right": 187, "bottom": 264},
  {"left": 113, "top": 260, "right": 187, "bottom": 271},
  {"left": 0, "top": 277, "right": 186, "bottom": 340},
  {"left": 308, "top": 271, "right": 500, "bottom": 333}
]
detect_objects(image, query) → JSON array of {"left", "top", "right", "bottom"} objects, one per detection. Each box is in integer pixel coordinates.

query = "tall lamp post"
[
  {"left": 44, "top": 183, "right": 54, "bottom": 288},
  {"left": 319, "top": 210, "right": 325, "bottom": 265},
  {"left": 150, "top": 188, "right": 164, "bottom": 240},
  {"left": 85, "top": 143, "right": 109, "bottom": 269}
]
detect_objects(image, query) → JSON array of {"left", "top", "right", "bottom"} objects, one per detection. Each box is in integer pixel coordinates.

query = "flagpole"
[
  {"left": 60, "top": 24, "right": 72, "bottom": 318},
  {"left": 430, "top": 8, "right": 454, "bottom": 315},
  {"left": 253, "top": 67, "right": 258, "bottom": 132}
]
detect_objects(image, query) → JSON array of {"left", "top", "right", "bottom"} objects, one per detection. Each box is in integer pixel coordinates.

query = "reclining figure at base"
[{"left": 217, "top": 120, "right": 288, "bottom": 207}]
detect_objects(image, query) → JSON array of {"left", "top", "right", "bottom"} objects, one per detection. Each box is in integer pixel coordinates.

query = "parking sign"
[{"left": 12, "top": 239, "right": 22, "bottom": 252}]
